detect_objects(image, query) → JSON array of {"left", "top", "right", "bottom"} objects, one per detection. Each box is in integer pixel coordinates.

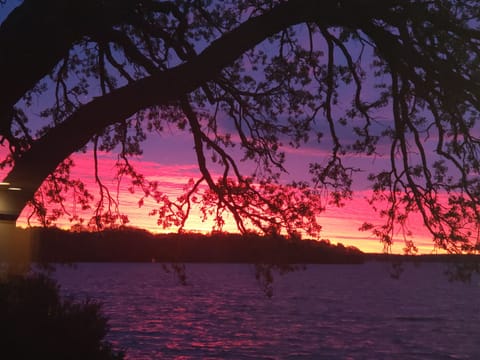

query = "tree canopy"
[{"left": 1, "top": 0, "right": 480, "bottom": 254}]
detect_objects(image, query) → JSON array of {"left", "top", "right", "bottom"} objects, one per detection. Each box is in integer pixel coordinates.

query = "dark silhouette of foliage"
[
  {"left": 0, "top": 271, "right": 124, "bottom": 360},
  {"left": 1, "top": 1, "right": 480, "bottom": 255},
  {"left": 27, "top": 226, "right": 364, "bottom": 264}
]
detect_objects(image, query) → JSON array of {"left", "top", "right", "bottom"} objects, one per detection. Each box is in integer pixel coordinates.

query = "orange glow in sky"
[{"left": 9, "top": 150, "right": 437, "bottom": 254}]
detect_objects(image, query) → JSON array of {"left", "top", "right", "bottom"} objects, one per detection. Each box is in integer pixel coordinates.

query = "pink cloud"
[
  {"left": 317, "top": 191, "right": 435, "bottom": 253},
  {"left": 5, "top": 145, "right": 439, "bottom": 254}
]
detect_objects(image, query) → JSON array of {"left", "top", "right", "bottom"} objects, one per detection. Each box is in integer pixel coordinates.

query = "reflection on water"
[{"left": 54, "top": 263, "right": 480, "bottom": 359}]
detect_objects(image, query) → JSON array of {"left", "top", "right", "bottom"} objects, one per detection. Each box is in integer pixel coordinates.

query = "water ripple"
[{"left": 55, "top": 263, "right": 480, "bottom": 359}]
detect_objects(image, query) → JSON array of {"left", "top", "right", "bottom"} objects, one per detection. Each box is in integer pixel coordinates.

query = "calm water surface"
[{"left": 54, "top": 262, "right": 480, "bottom": 359}]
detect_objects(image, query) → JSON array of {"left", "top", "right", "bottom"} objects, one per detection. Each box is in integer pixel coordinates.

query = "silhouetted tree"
[
  {"left": 26, "top": 226, "right": 364, "bottom": 264},
  {"left": 1, "top": 0, "right": 480, "bottom": 254}
]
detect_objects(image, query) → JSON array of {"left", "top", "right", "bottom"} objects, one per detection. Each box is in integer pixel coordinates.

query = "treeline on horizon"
[{"left": 22, "top": 227, "right": 365, "bottom": 264}]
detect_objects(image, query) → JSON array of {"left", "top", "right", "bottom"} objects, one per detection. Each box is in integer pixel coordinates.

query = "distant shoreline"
[
  {"left": 24, "top": 227, "right": 365, "bottom": 264},
  {"left": 10, "top": 226, "right": 480, "bottom": 265}
]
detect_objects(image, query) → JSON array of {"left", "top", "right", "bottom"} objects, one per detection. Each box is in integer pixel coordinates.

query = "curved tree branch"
[{"left": 3, "top": 0, "right": 361, "bottom": 218}]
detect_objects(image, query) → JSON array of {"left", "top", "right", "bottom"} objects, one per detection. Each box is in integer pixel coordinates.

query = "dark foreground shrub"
[{"left": 0, "top": 272, "right": 124, "bottom": 360}]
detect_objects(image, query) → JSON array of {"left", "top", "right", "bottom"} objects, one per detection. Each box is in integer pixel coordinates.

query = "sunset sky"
[
  {"left": 1, "top": 123, "right": 436, "bottom": 254},
  {"left": 0, "top": 1, "right": 441, "bottom": 254}
]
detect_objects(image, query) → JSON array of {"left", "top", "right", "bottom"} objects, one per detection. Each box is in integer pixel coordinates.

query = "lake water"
[{"left": 53, "top": 262, "right": 480, "bottom": 359}]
